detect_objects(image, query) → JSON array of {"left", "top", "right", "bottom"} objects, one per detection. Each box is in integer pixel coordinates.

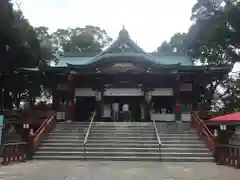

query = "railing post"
[
  {"left": 1, "top": 145, "right": 7, "bottom": 165},
  {"left": 27, "top": 129, "right": 34, "bottom": 160}
]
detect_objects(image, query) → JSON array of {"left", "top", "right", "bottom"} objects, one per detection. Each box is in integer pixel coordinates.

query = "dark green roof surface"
[
  {"left": 54, "top": 28, "right": 193, "bottom": 67},
  {"left": 55, "top": 54, "right": 193, "bottom": 67}
]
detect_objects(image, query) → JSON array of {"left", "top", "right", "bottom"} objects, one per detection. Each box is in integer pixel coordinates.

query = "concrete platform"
[{"left": 0, "top": 161, "right": 240, "bottom": 180}]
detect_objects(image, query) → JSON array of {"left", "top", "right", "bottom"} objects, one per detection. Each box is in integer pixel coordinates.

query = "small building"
[{"left": 41, "top": 28, "right": 231, "bottom": 122}]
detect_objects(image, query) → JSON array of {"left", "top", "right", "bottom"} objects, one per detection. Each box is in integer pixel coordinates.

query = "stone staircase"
[
  {"left": 33, "top": 122, "right": 88, "bottom": 160},
  {"left": 85, "top": 122, "right": 160, "bottom": 161},
  {"left": 156, "top": 121, "right": 213, "bottom": 162},
  {"left": 33, "top": 121, "right": 213, "bottom": 162}
]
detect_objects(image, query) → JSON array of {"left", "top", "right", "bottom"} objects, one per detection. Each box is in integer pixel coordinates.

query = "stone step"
[
  {"left": 87, "top": 139, "right": 158, "bottom": 143},
  {"left": 55, "top": 124, "right": 89, "bottom": 127},
  {"left": 40, "top": 141, "right": 206, "bottom": 149},
  {"left": 48, "top": 136, "right": 156, "bottom": 140},
  {"left": 94, "top": 122, "right": 153, "bottom": 126},
  {"left": 48, "top": 132, "right": 155, "bottom": 137},
  {"left": 33, "top": 155, "right": 213, "bottom": 162},
  {"left": 38, "top": 147, "right": 159, "bottom": 152},
  {"left": 34, "top": 151, "right": 211, "bottom": 157},
  {"left": 92, "top": 125, "right": 154, "bottom": 128},
  {"left": 40, "top": 142, "right": 158, "bottom": 148},
  {"left": 91, "top": 129, "right": 155, "bottom": 132},
  {"left": 34, "top": 151, "right": 159, "bottom": 157},
  {"left": 55, "top": 125, "right": 89, "bottom": 128},
  {"left": 161, "top": 143, "right": 206, "bottom": 148},
  {"left": 86, "top": 139, "right": 202, "bottom": 144},
  {"left": 42, "top": 139, "right": 158, "bottom": 144},
  {"left": 53, "top": 129, "right": 155, "bottom": 133},
  {"left": 38, "top": 146, "right": 209, "bottom": 153},
  {"left": 53, "top": 129, "right": 87, "bottom": 132},
  {"left": 42, "top": 139, "right": 84, "bottom": 143},
  {"left": 48, "top": 132, "right": 197, "bottom": 137}
]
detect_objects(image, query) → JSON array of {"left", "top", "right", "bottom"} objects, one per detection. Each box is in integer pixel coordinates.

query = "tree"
[
  {"left": 188, "top": 0, "right": 240, "bottom": 112},
  {"left": 35, "top": 26, "right": 55, "bottom": 65},
  {"left": 155, "top": 0, "right": 240, "bottom": 112},
  {"left": 0, "top": 0, "right": 44, "bottom": 110},
  {"left": 155, "top": 33, "right": 188, "bottom": 55},
  {"left": 51, "top": 25, "right": 112, "bottom": 53}
]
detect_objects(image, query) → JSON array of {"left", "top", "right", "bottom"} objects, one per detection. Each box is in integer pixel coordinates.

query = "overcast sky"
[{"left": 19, "top": 0, "right": 196, "bottom": 52}]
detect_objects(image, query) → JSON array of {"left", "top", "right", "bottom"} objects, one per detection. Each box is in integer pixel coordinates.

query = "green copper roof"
[
  {"left": 54, "top": 28, "right": 193, "bottom": 67},
  {"left": 55, "top": 54, "right": 193, "bottom": 67}
]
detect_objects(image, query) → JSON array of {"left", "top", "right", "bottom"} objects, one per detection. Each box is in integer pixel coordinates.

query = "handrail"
[
  {"left": 192, "top": 111, "right": 216, "bottom": 153},
  {"left": 193, "top": 111, "right": 214, "bottom": 137},
  {"left": 28, "top": 112, "right": 56, "bottom": 156},
  {"left": 83, "top": 110, "right": 96, "bottom": 159},
  {"left": 152, "top": 118, "right": 162, "bottom": 159},
  {"left": 33, "top": 111, "right": 55, "bottom": 136}
]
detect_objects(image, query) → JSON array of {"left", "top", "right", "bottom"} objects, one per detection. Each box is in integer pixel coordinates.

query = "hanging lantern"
[
  {"left": 68, "top": 74, "right": 72, "bottom": 80},
  {"left": 145, "top": 91, "right": 152, "bottom": 102},
  {"left": 95, "top": 91, "right": 101, "bottom": 101}
]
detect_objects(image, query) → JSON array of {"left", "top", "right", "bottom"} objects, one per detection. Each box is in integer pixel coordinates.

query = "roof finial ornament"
[{"left": 119, "top": 25, "right": 129, "bottom": 38}]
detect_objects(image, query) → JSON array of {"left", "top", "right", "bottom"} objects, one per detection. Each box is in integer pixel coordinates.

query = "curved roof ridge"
[{"left": 91, "top": 28, "right": 162, "bottom": 63}]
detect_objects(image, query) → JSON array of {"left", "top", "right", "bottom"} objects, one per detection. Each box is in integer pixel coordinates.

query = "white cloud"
[{"left": 20, "top": 0, "right": 196, "bottom": 51}]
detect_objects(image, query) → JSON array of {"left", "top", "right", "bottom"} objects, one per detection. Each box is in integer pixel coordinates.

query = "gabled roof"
[
  {"left": 91, "top": 28, "right": 160, "bottom": 62},
  {"left": 54, "top": 28, "right": 193, "bottom": 67}
]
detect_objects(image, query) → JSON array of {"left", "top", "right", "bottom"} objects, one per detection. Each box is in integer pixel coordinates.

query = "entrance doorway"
[
  {"left": 74, "top": 97, "right": 95, "bottom": 121},
  {"left": 103, "top": 96, "right": 144, "bottom": 122}
]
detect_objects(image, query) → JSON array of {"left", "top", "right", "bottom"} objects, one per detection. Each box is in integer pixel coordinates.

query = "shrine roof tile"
[{"left": 55, "top": 54, "right": 193, "bottom": 67}]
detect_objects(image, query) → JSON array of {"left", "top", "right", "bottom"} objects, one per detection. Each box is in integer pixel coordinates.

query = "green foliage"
[
  {"left": 48, "top": 25, "right": 112, "bottom": 53},
  {"left": 0, "top": 1, "right": 113, "bottom": 110},
  {"left": 0, "top": 0, "right": 46, "bottom": 110},
  {"left": 155, "top": 33, "right": 188, "bottom": 55},
  {"left": 155, "top": 0, "right": 240, "bottom": 113}
]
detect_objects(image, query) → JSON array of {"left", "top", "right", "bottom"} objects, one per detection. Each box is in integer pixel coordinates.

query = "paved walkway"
[{"left": 0, "top": 161, "right": 240, "bottom": 180}]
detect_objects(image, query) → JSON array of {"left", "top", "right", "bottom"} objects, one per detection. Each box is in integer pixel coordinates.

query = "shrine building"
[{"left": 42, "top": 28, "right": 231, "bottom": 122}]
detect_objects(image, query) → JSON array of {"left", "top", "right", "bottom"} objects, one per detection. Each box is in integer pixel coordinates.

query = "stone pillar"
[{"left": 174, "top": 74, "right": 181, "bottom": 121}]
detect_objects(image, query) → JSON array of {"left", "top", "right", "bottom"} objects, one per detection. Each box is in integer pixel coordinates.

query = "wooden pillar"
[
  {"left": 174, "top": 73, "right": 181, "bottom": 121},
  {"left": 144, "top": 88, "right": 151, "bottom": 121},
  {"left": 52, "top": 88, "right": 57, "bottom": 110},
  {"left": 67, "top": 73, "right": 74, "bottom": 120},
  {"left": 95, "top": 88, "right": 103, "bottom": 121},
  {"left": 192, "top": 78, "right": 199, "bottom": 111}
]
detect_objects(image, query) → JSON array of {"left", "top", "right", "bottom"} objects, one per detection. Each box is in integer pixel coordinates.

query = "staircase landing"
[{"left": 1, "top": 161, "right": 240, "bottom": 180}]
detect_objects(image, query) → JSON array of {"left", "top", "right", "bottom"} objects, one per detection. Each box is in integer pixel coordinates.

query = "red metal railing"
[
  {"left": 191, "top": 111, "right": 216, "bottom": 154},
  {"left": 215, "top": 144, "right": 240, "bottom": 169},
  {"left": 28, "top": 112, "right": 56, "bottom": 153},
  {"left": 192, "top": 111, "right": 240, "bottom": 169},
  {"left": 1, "top": 142, "right": 27, "bottom": 165}
]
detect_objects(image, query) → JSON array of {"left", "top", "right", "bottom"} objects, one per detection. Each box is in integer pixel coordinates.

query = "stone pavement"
[{"left": 0, "top": 161, "right": 240, "bottom": 180}]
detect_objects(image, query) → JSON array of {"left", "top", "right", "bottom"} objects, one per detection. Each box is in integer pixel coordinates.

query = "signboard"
[
  {"left": 104, "top": 88, "right": 143, "bottom": 96},
  {"left": 180, "top": 83, "right": 192, "bottom": 91},
  {"left": 109, "top": 63, "right": 139, "bottom": 72},
  {"left": 74, "top": 88, "right": 96, "bottom": 97},
  {"left": 0, "top": 115, "right": 4, "bottom": 145},
  {"left": 151, "top": 88, "right": 173, "bottom": 96}
]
